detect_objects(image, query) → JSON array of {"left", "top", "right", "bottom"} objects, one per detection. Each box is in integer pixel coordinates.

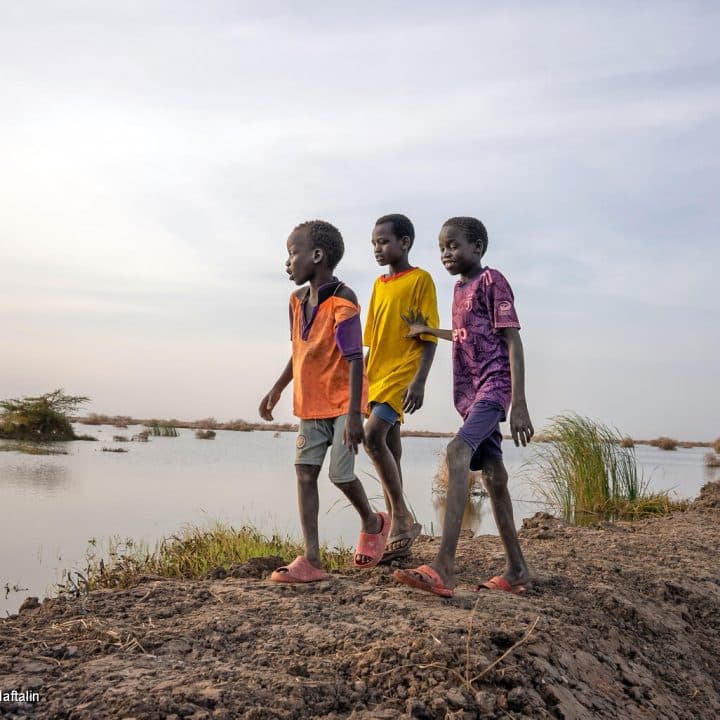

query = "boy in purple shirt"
[{"left": 396, "top": 216, "right": 534, "bottom": 597}]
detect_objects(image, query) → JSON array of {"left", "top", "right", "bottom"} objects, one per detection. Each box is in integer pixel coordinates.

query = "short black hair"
[
  {"left": 294, "top": 220, "right": 344, "bottom": 270},
  {"left": 443, "top": 217, "right": 488, "bottom": 256},
  {"left": 375, "top": 213, "right": 415, "bottom": 248}
]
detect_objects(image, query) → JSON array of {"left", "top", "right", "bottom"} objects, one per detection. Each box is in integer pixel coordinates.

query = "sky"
[{"left": 1, "top": 1, "right": 719, "bottom": 440}]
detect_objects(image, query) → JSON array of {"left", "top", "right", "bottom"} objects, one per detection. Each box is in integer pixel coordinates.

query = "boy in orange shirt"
[
  {"left": 259, "top": 220, "right": 390, "bottom": 582},
  {"left": 363, "top": 214, "right": 439, "bottom": 561}
]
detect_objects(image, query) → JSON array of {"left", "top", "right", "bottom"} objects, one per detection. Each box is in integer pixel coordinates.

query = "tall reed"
[{"left": 527, "top": 414, "right": 675, "bottom": 523}]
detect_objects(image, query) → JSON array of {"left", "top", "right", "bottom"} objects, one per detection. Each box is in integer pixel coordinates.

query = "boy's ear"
[
  {"left": 400, "top": 235, "right": 412, "bottom": 251},
  {"left": 312, "top": 247, "right": 325, "bottom": 264}
]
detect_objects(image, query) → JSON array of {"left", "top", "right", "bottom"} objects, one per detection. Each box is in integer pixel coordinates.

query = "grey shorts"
[{"left": 295, "top": 415, "right": 355, "bottom": 484}]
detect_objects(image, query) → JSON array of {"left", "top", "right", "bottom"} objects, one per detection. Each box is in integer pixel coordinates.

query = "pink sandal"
[
  {"left": 353, "top": 512, "right": 390, "bottom": 568},
  {"left": 475, "top": 575, "right": 526, "bottom": 594},
  {"left": 393, "top": 564, "right": 454, "bottom": 598},
  {"left": 270, "top": 556, "right": 330, "bottom": 583}
]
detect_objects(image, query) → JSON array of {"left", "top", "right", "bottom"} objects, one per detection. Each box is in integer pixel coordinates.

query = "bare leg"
[
  {"left": 295, "top": 464, "right": 323, "bottom": 569},
  {"left": 335, "top": 477, "right": 383, "bottom": 534},
  {"left": 363, "top": 414, "right": 414, "bottom": 537},
  {"left": 430, "top": 436, "right": 472, "bottom": 588},
  {"left": 336, "top": 476, "right": 384, "bottom": 564},
  {"left": 481, "top": 456, "right": 529, "bottom": 585},
  {"left": 386, "top": 421, "right": 403, "bottom": 486}
]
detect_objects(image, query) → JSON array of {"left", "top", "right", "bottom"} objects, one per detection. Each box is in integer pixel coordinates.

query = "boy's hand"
[
  {"left": 343, "top": 412, "right": 364, "bottom": 454},
  {"left": 258, "top": 387, "right": 281, "bottom": 421},
  {"left": 402, "top": 379, "right": 425, "bottom": 414},
  {"left": 510, "top": 402, "right": 534, "bottom": 447},
  {"left": 402, "top": 308, "right": 430, "bottom": 339}
]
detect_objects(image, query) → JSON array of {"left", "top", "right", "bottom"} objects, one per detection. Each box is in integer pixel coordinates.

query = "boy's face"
[
  {"left": 286, "top": 229, "right": 320, "bottom": 285},
  {"left": 371, "top": 222, "right": 409, "bottom": 267},
  {"left": 438, "top": 226, "right": 483, "bottom": 276}
]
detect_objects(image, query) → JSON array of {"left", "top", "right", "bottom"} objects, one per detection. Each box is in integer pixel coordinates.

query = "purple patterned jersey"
[{"left": 452, "top": 267, "right": 521, "bottom": 419}]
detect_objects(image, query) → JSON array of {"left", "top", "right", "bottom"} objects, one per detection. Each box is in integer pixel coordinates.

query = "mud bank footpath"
[{"left": 2, "top": 482, "right": 719, "bottom": 720}]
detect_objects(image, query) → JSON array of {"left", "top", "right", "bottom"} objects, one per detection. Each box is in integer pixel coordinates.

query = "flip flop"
[
  {"left": 475, "top": 575, "right": 526, "bottom": 594},
  {"left": 393, "top": 564, "right": 454, "bottom": 598},
  {"left": 353, "top": 511, "right": 390, "bottom": 568},
  {"left": 270, "top": 556, "right": 330, "bottom": 583},
  {"left": 381, "top": 522, "right": 422, "bottom": 562}
]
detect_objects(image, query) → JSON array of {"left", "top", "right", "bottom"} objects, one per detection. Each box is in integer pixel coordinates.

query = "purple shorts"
[{"left": 457, "top": 400, "right": 505, "bottom": 470}]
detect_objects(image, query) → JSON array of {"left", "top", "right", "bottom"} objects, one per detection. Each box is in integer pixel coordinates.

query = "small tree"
[{"left": 0, "top": 390, "right": 89, "bottom": 441}]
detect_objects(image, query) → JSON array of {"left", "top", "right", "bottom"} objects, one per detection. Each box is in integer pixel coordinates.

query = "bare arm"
[
  {"left": 408, "top": 326, "right": 453, "bottom": 342},
  {"left": 402, "top": 309, "right": 453, "bottom": 341},
  {"left": 258, "top": 357, "right": 293, "bottom": 421},
  {"left": 402, "top": 341, "right": 437, "bottom": 413},
  {"left": 501, "top": 327, "right": 534, "bottom": 446},
  {"left": 343, "top": 357, "right": 365, "bottom": 453}
]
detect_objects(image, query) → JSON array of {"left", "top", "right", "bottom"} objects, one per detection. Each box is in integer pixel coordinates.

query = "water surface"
[{"left": 0, "top": 424, "right": 711, "bottom": 615}]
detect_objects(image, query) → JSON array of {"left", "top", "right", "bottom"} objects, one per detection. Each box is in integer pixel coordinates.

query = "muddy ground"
[{"left": 2, "top": 481, "right": 719, "bottom": 720}]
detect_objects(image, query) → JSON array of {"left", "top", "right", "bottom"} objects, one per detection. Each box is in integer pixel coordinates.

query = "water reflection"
[
  {"left": 432, "top": 491, "right": 487, "bottom": 536},
  {"left": 0, "top": 462, "right": 71, "bottom": 492}
]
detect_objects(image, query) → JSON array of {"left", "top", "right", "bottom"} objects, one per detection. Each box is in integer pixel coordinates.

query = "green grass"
[
  {"left": 56, "top": 523, "right": 352, "bottom": 597},
  {"left": 527, "top": 414, "right": 684, "bottom": 524}
]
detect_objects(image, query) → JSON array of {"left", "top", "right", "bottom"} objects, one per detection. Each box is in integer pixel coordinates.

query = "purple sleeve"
[
  {"left": 335, "top": 314, "right": 363, "bottom": 361},
  {"left": 485, "top": 270, "right": 521, "bottom": 331}
]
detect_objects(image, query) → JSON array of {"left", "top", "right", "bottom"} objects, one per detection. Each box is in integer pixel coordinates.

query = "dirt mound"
[
  {"left": 694, "top": 478, "right": 720, "bottom": 509},
  {"left": 2, "top": 483, "right": 719, "bottom": 719}
]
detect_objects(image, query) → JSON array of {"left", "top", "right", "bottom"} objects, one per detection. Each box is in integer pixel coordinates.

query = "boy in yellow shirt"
[{"left": 363, "top": 214, "right": 439, "bottom": 561}]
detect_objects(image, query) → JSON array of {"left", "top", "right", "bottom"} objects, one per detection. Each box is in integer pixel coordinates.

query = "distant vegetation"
[
  {"left": 195, "top": 429, "right": 216, "bottom": 439},
  {"left": 650, "top": 437, "right": 679, "bottom": 451},
  {"left": 527, "top": 414, "right": 686, "bottom": 523},
  {"left": 148, "top": 423, "right": 178, "bottom": 437},
  {"left": 0, "top": 390, "right": 93, "bottom": 442},
  {"left": 74, "top": 413, "right": 297, "bottom": 433}
]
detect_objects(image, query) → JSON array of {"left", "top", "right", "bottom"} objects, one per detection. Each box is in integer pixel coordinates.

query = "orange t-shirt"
[{"left": 290, "top": 288, "right": 368, "bottom": 419}]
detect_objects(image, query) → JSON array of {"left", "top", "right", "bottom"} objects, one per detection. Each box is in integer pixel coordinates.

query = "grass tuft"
[
  {"left": 705, "top": 453, "right": 720, "bottom": 468},
  {"left": 433, "top": 450, "right": 486, "bottom": 497},
  {"left": 56, "top": 524, "right": 352, "bottom": 596},
  {"left": 527, "top": 414, "right": 684, "bottom": 523}
]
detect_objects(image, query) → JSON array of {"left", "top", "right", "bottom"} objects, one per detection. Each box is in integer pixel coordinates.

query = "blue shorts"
[
  {"left": 457, "top": 400, "right": 505, "bottom": 470},
  {"left": 369, "top": 402, "right": 400, "bottom": 426}
]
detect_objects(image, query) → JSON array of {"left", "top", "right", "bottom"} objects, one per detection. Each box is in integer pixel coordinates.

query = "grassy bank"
[
  {"left": 57, "top": 524, "right": 352, "bottom": 597},
  {"left": 527, "top": 414, "right": 688, "bottom": 523}
]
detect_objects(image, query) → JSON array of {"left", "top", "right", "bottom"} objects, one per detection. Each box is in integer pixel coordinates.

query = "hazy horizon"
[{"left": 2, "top": 3, "right": 719, "bottom": 440}]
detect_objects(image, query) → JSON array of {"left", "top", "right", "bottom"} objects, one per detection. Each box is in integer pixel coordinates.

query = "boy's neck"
[
  {"left": 460, "top": 262, "right": 484, "bottom": 283},
  {"left": 308, "top": 268, "right": 336, "bottom": 293},
  {"left": 387, "top": 256, "right": 412, "bottom": 276}
]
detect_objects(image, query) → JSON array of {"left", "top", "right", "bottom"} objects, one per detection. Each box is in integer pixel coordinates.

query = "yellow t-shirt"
[{"left": 363, "top": 267, "right": 439, "bottom": 422}]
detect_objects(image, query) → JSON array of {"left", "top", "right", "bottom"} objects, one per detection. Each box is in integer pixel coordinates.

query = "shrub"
[
  {"left": 195, "top": 429, "right": 216, "bottom": 439},
  {"left": 713, "top": 438, "right": 720, "bottom": 454},
  {"left": 619, "top": 436, "right": 635, "bottom": 448},
  {"left": 0, "top": 390, "right": 89, "bottom": 442}
]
